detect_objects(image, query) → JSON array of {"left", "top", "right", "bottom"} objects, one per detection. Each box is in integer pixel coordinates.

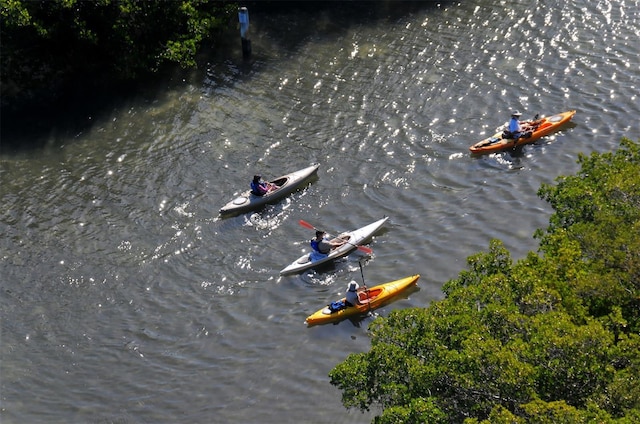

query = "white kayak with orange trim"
[{"left": 279, "top": 217, "right": 388, "bottom": 276}]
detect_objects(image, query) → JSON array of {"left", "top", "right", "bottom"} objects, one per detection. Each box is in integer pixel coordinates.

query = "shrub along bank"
[{"left": 330, "top": 138, "right": 640, "bottom": 424}]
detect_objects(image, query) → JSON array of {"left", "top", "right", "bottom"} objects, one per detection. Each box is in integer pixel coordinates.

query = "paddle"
[
  {"left": 358, "top": 259, "right": 371, "bottom": 314},
  {"left": 298, "top": 220, "right": 374, "bottom": 255}
]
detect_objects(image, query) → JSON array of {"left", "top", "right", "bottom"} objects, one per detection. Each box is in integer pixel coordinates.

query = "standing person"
[
  {"left": 250, "top": 175, "right": 274, "bottom": 196},
  {"left": 310, "top": 230, "right": 346, "bottom": 260},
  {"left": 345, "top": 281, "right": 360, "bottom": 307}
]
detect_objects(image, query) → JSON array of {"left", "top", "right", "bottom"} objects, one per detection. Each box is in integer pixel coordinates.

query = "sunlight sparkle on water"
[{"left": 350, "top": 42, "right": 359, "bottom": 59}]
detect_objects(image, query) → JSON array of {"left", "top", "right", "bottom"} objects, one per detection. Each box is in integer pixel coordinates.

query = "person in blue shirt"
[
  {"left": 508, "top": 111, "right": 523, "bottom": 142},
  {"left": 310, "top": 230, "right": 346, "bottom": 261},
  {"left": 507, "top": 111, "right": 536, "bottom": 145},
  {"left": 250, "top": 175, "right": 274, "bottom": 196}
]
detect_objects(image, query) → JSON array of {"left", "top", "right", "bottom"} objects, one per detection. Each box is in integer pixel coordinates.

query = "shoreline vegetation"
[
  {"left": 1, "top": 1, "right": 237, "bottom": 109},
  {"left": 330, "top": 138, "right": 640, "bottom": 423},
  {"left": 1, "top": 0, "right": 440, "bottom": 97},
  {"left": 1, "top": 0, "right": 239, "bottom": 148},
  {"left": 0, "top": 0, "right": 441, "bottom": 143}
]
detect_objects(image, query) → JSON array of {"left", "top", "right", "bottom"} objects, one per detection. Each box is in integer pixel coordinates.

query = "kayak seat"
[
  {"left": 503, "top": 130, "right": 533, "bottom": 140},
  {"left": 357, "top": 292, "right": 374, "bottom": 303},
  {"left": 271, "top": 177, "right": 288, "bottom": 187},
  {"left": 502, "top": 130, "right": 515, "bottom": 139}
]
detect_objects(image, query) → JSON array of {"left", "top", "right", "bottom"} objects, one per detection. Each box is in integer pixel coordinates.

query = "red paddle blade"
[
  {"left": 357, "top": 245, "right": 373, "bottom": 255},
  {"left": 298, "top": 220, "right": 315, "bottom": 230}
]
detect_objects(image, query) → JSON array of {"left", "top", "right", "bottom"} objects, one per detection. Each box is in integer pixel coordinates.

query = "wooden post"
[{"left": 238, "top": 7, "right": 251, "bottom": 58}]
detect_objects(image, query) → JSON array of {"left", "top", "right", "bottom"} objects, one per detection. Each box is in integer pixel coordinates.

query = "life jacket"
[
  {"left": 310, "top": 239, "right": 330, "bottom": 254},
  {"left": 251, "top": 181, "right": 267, "bottom": 196},
  {"left": 310, "top": 239, "right": 321, "bottom": 252}
]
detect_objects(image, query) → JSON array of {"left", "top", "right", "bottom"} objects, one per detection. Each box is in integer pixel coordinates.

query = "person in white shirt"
[{"left": 345, "top": 281, "right": 360, "bottom": 307}]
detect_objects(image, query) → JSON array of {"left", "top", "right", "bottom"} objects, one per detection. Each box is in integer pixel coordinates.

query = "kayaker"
[
  {"left": 345, "top": 281, "right": 361, "bottom": 306},
  {"left": 251, "top": 175, "right": 274, "bottom": 196},
  {"left": 508, "top": 111, "right": 523, "bottom": 141},
  {"left": 507, "top": 111, "right": 534, "bottom": 144},
  {"left": 310, "top": 230, "right": 346, "bottom": 260}
]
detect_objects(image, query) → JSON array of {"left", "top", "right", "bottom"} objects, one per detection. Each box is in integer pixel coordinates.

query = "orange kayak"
[
  {"left": 469, "top": 110, "right": 576, "bottom": 154},
  {"left": 305, "top": 275, "right": 419, "bottom": 327}
]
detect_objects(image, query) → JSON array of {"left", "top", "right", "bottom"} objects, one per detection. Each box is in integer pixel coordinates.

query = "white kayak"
[
  {"left": 219, "top": 164, "right": 320, "bottom": 216},
  {"left": 279, "top": 217, "right": 389, "bottom": 276}
]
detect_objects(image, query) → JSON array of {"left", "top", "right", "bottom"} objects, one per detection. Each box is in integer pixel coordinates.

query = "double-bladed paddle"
[
  {"left": 298, "top": 219, "right": 374, "bottom": 255},
  {"left": 358, "top": 259, "right": 372, "bottom": 313}
]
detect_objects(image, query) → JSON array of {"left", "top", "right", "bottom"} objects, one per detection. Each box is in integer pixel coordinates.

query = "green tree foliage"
[
  {"left": 1, "top": 0, "right": 236, "bottom": 101},
  {"left": 537, "top": 137, "right": 640, "bottom": 330},
  {"left": 330, "top": 138, "right": 640, "bottom": 423}
]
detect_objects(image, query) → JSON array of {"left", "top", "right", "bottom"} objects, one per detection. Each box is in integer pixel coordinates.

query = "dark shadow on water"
[
  {"left": 308, "top": 259, "right": 342, "bottom": 275},
  {"left": 0, "top": 64, "right": 208, "bottom": 155},
  {"left": 246, "top": 1, "right": 447, "bottom": 49},
  {"left": 1, "top": 1, "right": 448, "bottom": 155}
]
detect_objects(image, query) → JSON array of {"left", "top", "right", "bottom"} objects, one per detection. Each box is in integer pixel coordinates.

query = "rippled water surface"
[{"left": 2, "top": 1, "right": 639, "bottom": 423}]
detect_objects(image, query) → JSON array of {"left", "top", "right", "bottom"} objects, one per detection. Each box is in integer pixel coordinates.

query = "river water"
[{"left": 1, "top": 1, "right": 638, "bottom": 423}]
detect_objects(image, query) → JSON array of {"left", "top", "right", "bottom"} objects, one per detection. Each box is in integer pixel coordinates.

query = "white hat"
[
  {"left": 348, "top": 281, "right": 359, "bottom": 292},
  {"left": 511, "top": 110, "right": 522, "bottom": 117}
]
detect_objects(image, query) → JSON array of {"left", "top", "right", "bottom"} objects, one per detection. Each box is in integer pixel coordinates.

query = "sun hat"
[
  {"left": 511, "top": 111, "right": 522, "bottom": 117},
  {"left": 348, "top": 281, "right": 359, "bottom": 292}
]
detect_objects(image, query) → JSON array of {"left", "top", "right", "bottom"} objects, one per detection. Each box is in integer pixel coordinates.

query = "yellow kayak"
[
  {"left": 305, "top": 275, "right": 420, "bottom": 327},
  {"left": 469, "top": 110, "right": 576, "bottom": 154}
]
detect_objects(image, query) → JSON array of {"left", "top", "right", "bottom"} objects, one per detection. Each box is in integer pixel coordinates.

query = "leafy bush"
[
  {"left": 330, "top": 138, "right": 640, "bottom": 423},
  {"left": 1, "top": 0, "right": 236, "bottom": 103}
]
